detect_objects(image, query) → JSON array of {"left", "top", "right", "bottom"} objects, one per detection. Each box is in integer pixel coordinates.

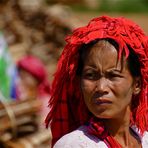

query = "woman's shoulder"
[
  {"left": 53, "top": 125, "right": 107, "bottom": 148},
  {"left": 53, "top": 126, "right": 148, "bottom": 148},
  {"left": 142, "top": 131, "right": 148, "bottom": 147},
  {"left": 131, "top": 126, "right": 148, "bottom": 147}
]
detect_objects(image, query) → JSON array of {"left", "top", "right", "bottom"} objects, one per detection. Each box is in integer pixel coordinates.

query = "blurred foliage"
[
  {"left": 68, "top": 0, "right": 148, "bottom": 13},
  {"left": 99, "top": 0, "right": 148, "bottom": 13}
]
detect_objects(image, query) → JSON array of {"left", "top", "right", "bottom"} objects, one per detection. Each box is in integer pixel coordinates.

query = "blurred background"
[{"left": 0, "top": 0, "right": 148, "bottom": 147}]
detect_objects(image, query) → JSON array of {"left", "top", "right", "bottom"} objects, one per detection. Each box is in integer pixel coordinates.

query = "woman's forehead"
[
  {"left": 83, "top": 40, "right": 128, "bottom": 71},
  {"left": 85, "top": 40, "right": 118, "bottom": 60}
]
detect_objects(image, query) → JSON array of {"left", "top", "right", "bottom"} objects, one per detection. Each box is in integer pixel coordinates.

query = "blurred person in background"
[
  {"left": 0, "top": 31, "right": 17, "bottom": 101},
  {"left": 17, "top": 55, "right": 51, "bottom": 125},
  {"left": 45, "top": 16, "right": 148, "bottom": 147}
]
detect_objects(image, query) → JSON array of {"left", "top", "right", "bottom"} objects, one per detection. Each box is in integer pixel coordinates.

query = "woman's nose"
[{"left": 95, "top": 77, "right": 109, "bottom": 94}]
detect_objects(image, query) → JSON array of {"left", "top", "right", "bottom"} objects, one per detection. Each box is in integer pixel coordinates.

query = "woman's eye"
[
  {"left": 110, "top": 73, "right": 118, "bottom": 77},
  {"left": 107, "top": 73, "right": 122, "bottom": 80},
  {"left": 83, "top": 73, "right": 96, "bottom": 80}
]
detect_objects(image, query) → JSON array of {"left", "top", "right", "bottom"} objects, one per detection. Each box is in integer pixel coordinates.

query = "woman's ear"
[{"left": 133, "top": 77, "right": 141, "bottom": 95}]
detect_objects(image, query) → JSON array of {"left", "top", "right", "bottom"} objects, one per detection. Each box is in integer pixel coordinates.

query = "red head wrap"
[
  {"left": 17, "top": 55, "right": 50, "bottom": 96},
  {"left": 45, "top": 16, "right": 148, "bottom": 146}
]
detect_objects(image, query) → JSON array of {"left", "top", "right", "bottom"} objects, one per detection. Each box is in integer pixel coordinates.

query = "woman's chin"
[{"left": 94, "top": 114, "right": 112, "bottom": 119}]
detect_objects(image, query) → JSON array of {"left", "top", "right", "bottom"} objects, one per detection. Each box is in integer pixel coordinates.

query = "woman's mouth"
[{"left": 93, "top": 98, "right": 112, "bottom": 105}]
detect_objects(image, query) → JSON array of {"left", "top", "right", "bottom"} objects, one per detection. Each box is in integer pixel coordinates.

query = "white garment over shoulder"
[{"left": 54, "top": 125, "right": 148, "bottom": 148}]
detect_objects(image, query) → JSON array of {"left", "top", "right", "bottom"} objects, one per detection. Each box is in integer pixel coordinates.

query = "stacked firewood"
[
  {"left": 0, "top": 1, "right": 83, "bottom": 82},
  {"left": 0, "top": 98, "right": 51, "bottom": 148},
  {"left": 0, "top": 0, "right": 73, "bottom": 62}
]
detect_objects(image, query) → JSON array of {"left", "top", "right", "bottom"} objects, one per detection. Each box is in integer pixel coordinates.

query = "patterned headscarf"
[{"left": 45, "top": 15, "right": 148, "bottom": 146}]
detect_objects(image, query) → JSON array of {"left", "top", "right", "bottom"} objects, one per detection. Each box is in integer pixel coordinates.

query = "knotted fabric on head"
[
  {"left": 17, "top": 55, "right": 50, "bottom": 97},
  {"left": 45, "top": 15, "right": 148, "bottom": 147}
]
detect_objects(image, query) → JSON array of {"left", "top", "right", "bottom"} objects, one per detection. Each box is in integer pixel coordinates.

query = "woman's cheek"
[{"left": 81, "top": 80, "right": 95, "bottom": 101}]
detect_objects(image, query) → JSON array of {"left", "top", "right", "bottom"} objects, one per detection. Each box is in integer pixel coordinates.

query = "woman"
[
  {"left": 17, "top": 55, "right": 51, "bottom": 122},
  {"left": 17, "top": 55, "right": 50, "bottom": 100},
  {"left": 46, "top": 16, "right": 148, "bottom": 147}
]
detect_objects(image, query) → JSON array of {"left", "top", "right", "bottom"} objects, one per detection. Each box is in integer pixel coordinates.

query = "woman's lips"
[{"left": 93, "top": 98, "right": 112, "bottom": 105}]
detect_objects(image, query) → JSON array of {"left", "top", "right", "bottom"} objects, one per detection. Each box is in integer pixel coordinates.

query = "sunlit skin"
[{"left": 80, "top": 40, "right": 141, "bottom": 147}]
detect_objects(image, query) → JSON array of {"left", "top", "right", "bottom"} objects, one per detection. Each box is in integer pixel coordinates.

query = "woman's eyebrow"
[
  {"left": 107, "top": 68, "right": 122, "bottom": 73},
  {"left": 83, "top": 64, "right": 97, "bottom": 69}
]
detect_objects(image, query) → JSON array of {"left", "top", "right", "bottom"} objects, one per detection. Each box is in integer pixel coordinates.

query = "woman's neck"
[
  {"left": 104, "top": 118, "right": 130, "bottom": 147},
  {"left": 103, "top": 106, "right": 140, "bottom": 147}
]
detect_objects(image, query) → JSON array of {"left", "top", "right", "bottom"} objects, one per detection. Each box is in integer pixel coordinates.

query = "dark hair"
[
  {"left": 127, "top": 45, "right": 141, "bottom": 77},
  {"left": 77, "top": 38, "right": 141, "bottom": 78}
]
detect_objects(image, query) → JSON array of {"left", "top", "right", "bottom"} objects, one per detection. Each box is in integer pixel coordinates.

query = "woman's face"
[{"left": 81, "top": 41, "right": 137, "bottom": 119}]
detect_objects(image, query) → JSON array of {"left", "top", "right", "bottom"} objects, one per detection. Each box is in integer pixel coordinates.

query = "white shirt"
[{"left": 54, "top": 125, "right": 148, "bottom": 148}]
